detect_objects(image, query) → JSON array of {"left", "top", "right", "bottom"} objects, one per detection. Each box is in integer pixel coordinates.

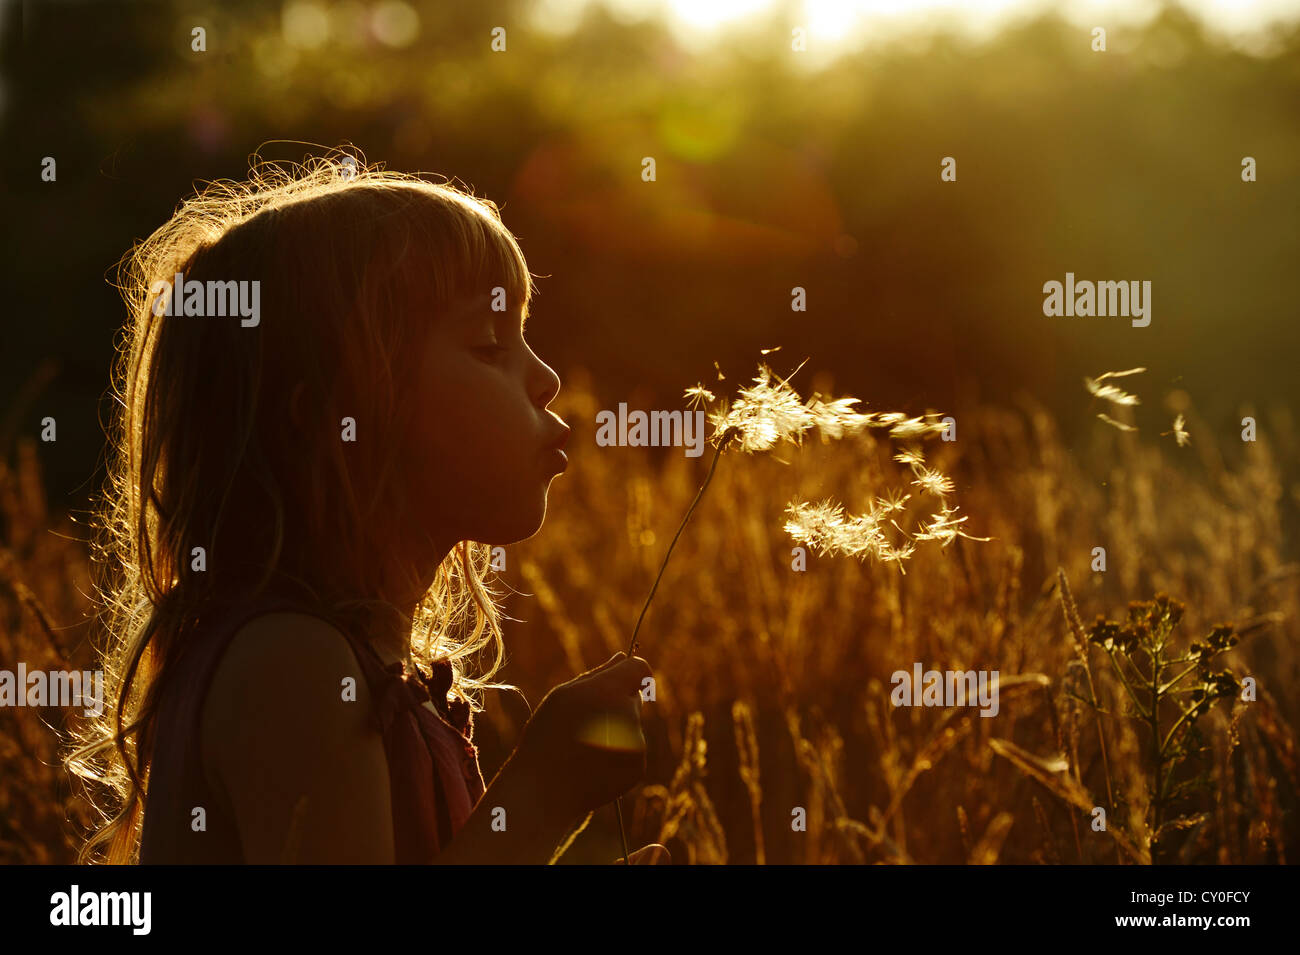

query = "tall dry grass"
[
  {"left": 0, "top": 440, "right": 97, "bottom": 863},
  {"left": 505, "top": 367, "right": 1300, "bottom": 864},
  {"left": 2, "top": 368, "right": 1296, "bottom": 863}
]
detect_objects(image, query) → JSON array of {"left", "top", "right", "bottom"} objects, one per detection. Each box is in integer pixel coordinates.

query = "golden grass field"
[{"left": 2, "top": 365, "right": 1297, "bottom": 864}]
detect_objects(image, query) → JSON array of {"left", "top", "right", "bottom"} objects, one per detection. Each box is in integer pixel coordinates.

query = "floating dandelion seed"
[
  {"left": 1085, "top": 367, "right": 1146, "bottom": 408},
  {"left": 1085, "top": 378, "right": 1142, "bottom": 407},
  {"left": 889, "top": 414, "right": 947, "bottom": 440},
  {"left": 806, "top": 396, "right": 876, "bottom": 440},
  {"left": 787, "top": 443, "right": 987, "bottom": 567},
  {"left": 1097, "top": 412, "right": 1138, "bottom": 432},
  {"left": 1162, "top": 414, "right": 1191, "bottom": 447},
  {"left": 912, "top": 504, "right": 991, "bottom": 546},
  {"left": 1094, "top": 367, "right": 1147, "bottom": 381},
  {"left": 683, "top": 383, "right": 714, "bottom": 411},
  {"left": 760, "top": 345, "right": 782, "bottom": 355},
  {"left": 1086, "top": 367, "right": 1146, "bottom": 433},
  {"left": 876, "top": 487, "right": 911, "bottom": 514},
  {"left": 883, "top": 540, "right": 917, "bottom": 564},
  {"left": 911, "top": 466, "right": 955, "bottom": 498},
  {"left": 783, "top": 499, "right": 889, "bottom": 562}
]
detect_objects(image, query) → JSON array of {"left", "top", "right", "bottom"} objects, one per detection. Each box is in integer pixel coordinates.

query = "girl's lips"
[
  {"left": 547, "top": 447, "right": 568, "bottom": 474},
  {"left": 544, "top": 422, "right": 572, "bottom": 451}
]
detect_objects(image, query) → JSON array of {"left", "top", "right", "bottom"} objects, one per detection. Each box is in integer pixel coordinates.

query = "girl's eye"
[{"left": 472, "top": 343, "right": 508, "bottom": 361}]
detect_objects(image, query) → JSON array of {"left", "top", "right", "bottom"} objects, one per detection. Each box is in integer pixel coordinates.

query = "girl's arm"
[
  {"left": 427, "top": 751, "right": 582, "bottom": 865},
  {"left": 435, "top": 651, "right": 659, "bottom": 865}
]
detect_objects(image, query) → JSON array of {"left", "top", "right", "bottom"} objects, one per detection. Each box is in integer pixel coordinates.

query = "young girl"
[{"left": 66, "top": 153, "right": 668, "bottom": 865}]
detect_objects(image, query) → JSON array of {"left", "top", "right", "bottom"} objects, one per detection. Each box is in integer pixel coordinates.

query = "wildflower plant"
[{"left": 1082, "top": 593, "right": 1246, "bottom": 862}]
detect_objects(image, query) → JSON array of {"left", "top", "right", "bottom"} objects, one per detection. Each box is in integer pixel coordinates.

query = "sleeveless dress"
[{"left": 138, "top": 590, "right": 487, "bottom": 863}]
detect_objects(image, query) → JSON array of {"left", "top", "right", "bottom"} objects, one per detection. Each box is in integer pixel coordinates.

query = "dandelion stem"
[
  {"left": 614, "top": 436, "right": 727, "bottom": 865},
  {"left": 627, "top": 437, "right": 726, "bottom": 657},
  {"left": 614, "top": 798, "right": 631, "bottom": 864}
]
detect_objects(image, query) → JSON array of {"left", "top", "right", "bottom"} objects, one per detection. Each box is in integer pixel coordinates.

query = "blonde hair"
[{"left": 65, "top": 149, "right": 532, "bottom": 863}]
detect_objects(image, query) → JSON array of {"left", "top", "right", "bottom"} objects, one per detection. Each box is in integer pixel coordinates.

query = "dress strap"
[{"left": 349, "top": 637, "right": 472, "bottom": 738}]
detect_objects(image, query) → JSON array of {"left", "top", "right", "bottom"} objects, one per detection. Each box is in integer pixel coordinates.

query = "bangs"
[{"left": 391, "top": 182, "right": 535, "bottom": 318}]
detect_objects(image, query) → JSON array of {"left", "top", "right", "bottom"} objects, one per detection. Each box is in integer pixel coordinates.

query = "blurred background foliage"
[
  {"left": 2, "top": 0, "right": 1300, "bottom": 865},
  {"left": 2, "top": 0, "right": 1299, "bottom": 511}
]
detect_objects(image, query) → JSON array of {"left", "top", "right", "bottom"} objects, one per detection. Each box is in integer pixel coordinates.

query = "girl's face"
[{"left": 407, "top": 289, "right": 569, "bottom": 547}]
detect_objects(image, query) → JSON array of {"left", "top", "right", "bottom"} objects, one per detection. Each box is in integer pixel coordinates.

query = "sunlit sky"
[{"left": 526, "top": 0, "right": 1300, "bottom": 57}]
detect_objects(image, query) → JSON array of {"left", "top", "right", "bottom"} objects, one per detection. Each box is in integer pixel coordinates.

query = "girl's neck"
[
  {"left": 270, "top": 534, "right": 454, "bottom": 670},
  {"left": 369, "top": 628, "right": 413, "bottom": 669},
  {"left": 367, "top": 536, "right": 457, "bottom": 669},
  {"left": 255, "top": 568, "right": 418, "bottom": 669},
  {"left": 363, "top": 599, "right": 418, "bottom": 669}
]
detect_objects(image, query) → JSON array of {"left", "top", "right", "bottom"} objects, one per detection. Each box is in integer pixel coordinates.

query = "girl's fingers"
[
  {"left": 578, "top": 652, "right": 627, "bottom": 679},
  {"left": 638, "top": 843, "right": 670, "bottom": 865},
  {"left": 614, "top": 844, "right": 671, "bottom": 865},
  {"left": 577, "top": 653, "right": 653, "bottom": 699},
  {"left": 610, "top": 655, "right": 654, "bottom": 696}
]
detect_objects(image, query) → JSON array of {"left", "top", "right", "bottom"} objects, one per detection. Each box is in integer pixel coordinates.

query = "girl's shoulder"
[
  {"left": 141, "top": 593, "right": 380, "bottom": 863},
  {"left": 206, "top": 605, "right": 368, "bottom": 700},
  {"left": 143, "top": 591, "right": 485, "bottom": 862},
  {"left": 201, "top": 608, "right": 374, "bottom": 763},
  {"left": 195, "top": 597, "right": 373, "bottom": 749},
  {"left": 198, "top": 607, "right": 399, "bottom": 862}
]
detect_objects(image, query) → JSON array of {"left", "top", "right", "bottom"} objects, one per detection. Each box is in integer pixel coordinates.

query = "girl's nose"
[{"left": 532, "top": 353, "right": 561, "bottom": 408}]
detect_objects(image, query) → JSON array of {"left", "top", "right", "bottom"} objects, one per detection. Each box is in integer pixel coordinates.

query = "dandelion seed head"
[{"left": 710, "top": 363, "right": 820, "bottom": 452}]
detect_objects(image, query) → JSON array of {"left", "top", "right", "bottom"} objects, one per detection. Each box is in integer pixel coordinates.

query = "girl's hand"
[
  {"left": 515, "top": 651, "right": 654, "bottom": 820},
  {"left": 613, "top": 843, "right": 671, "bottom": 865}
]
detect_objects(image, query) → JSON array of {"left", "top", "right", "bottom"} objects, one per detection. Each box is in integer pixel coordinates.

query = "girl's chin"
[{"left": 493, "top": 497, "right": 550, "bottom": 545}]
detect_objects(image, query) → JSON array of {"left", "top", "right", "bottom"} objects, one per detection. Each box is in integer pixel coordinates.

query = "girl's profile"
[{"left": 65, "top": 152, "right": 669, "bottom": 866}]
